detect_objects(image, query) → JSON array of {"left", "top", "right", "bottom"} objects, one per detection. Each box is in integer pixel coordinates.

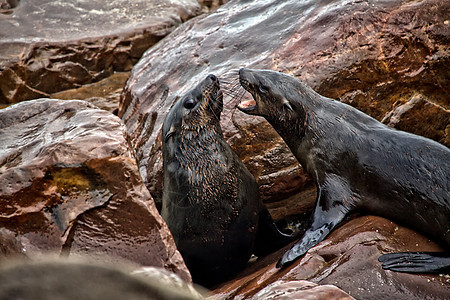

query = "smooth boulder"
[
  {"left": 0, "top": 0, "right": 201, "bottom": 104},
  {"left": 0, "top": 99, "right": 190, "bottom": 282}
]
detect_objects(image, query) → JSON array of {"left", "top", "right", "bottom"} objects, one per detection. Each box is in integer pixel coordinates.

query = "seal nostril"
[{"left": 208, "top": 74, "right": 217, "bottom": 82}]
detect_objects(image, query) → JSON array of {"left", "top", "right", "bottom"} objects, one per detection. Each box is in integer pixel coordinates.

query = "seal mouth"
[
  {"left": 237, "top": 99, "right": 257, "bottom": 112},
  {"left": 237, "top": 78, "right": 258, "bottom": 114}
]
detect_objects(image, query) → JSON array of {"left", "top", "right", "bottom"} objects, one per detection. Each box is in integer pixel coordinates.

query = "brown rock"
[
  {"left": 50, "top": 72, "right": 130, "bottom": 113},
  {"left": 212, "top": 216, "right": 450, "bottom": 299},
  {"left": 381, "top": 94, "right": 450, "bottom": 146},
  {"left": 0, "top": 228, "right": 27, "bottom": 259},
  {"left": 249, "top": 280, "right": 354, "bottom": 300},
  {"left": 198, "top": 0, "right": 228, "bottom": 13},
  {"left": 0, "top": 99, "right": 190, "bottom": 282},
  {"left": 0, "top": 0, "right": 201, "bottom": 104},
  {"left": 119, "top": 0, "right": 449, "bottom": 208}
]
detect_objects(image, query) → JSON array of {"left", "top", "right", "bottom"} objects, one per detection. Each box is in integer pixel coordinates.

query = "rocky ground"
[{"left": 1, "top": 0, "right": 449, "bottom": 299}]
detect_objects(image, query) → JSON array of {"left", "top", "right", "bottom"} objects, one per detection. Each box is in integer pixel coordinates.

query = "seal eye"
[
  {"left": 183, "top": 98, "right": 196, "bottom": 109},
  {"left": 259, "top": 85, "right": 268, "bottom": 94}
]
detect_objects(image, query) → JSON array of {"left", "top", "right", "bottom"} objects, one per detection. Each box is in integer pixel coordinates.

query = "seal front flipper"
[
  {"left": 277, "top": 176, "right": 354, "bottom": 268},
  {"left": 379, "top": 252, "right": 450, "bottom": 274},
  {"left": 253, "top": 207, "right": 298, "bottom": 257},
  {"left": 276, "top": 206, "right": 346, "bottom": 268}
]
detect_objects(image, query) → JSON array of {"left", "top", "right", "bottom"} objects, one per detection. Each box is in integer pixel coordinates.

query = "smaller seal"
[
  {"left": 161, "top": 74, "right": 293, "bottom": 287},
  {"left": 237, "top": 68, "right": 450, "bottom": 273}
]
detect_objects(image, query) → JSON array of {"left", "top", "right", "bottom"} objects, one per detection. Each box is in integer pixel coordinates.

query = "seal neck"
[
  {"left": 264, "top": 89, "right": 326, "bottom": 169},
  {"left": 175, "top": 124, "right": 225, "bottom": 169}
]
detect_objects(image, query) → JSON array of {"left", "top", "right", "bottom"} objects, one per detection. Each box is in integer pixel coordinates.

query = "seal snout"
[
  {"left": 207, "top": 74, "right": 218, "bottom": 82},
  {"left": 201, "top": 74, "right": 223, "bottom": 116},
  {"left": 237, "top": 68, "right": 258, "bottom": 114}
]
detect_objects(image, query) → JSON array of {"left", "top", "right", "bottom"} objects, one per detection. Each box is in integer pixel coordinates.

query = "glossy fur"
[
  {"left": 237, "top": 68, "right": 450, "bottom": 273},
  {"left": 161, "top": 74, "right": 292, "bottom": 287}
]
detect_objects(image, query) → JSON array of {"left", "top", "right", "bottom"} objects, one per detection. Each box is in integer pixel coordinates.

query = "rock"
[
  {"left": 212, "top": 216, "right": 450, "bottom": 299},
  {"left": 381, "top": 94, "right": 450, "bottom": 146},
  {"left": 50, "top": 72, "right": 131, "bottom": 113},
  {"left": 0, "top": 228, "right": 27, "bottom": 259},
  {"left": 0, "top": 257, "right": 204, "bottom": 299},
  {"left": 198, "top": 0, "right": 228, "bottom": 13},
  {"left": 119, "top": 0, "right": 449, "bottom": 208},
  {"left": 249, "top": 280, "right": 354, "bottom": 300},
  {"left": 0, "top": 99, "right": 190, "bottom": 282},
  {"left": 0, "top": 0, "right": 201, "bottom": 104}
]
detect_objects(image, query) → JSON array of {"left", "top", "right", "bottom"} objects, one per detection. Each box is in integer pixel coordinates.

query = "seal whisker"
[
  {"left": 209, "top": 96, "right": 222, "bottom": 122},
  {"left": 225, "top": 86, "right": 247, "bottom": 105},
  {"left": 219, "top": 69, "right": 239, "bottom": 80},
  {"left": 222, "top": 84, "right": 242, "bottom": 95}
]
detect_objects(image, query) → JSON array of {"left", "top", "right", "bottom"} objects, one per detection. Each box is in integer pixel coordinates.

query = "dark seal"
[
  {"left": 237, "top": 68, "right": 450, "bottom": 274},
  {"left": 161, "top": 74, "right": 293, "bottom": 287}
]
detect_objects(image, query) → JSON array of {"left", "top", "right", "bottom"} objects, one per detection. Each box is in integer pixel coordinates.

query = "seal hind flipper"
[
  {"left": 379, "top": 252, "right": 450, "bottom": 274},
  {"left": 277, "top": 176, "right": 353, "bottom": 268},
  {"left": 253, "top": 207, "right": 298, "bottom": 257}
]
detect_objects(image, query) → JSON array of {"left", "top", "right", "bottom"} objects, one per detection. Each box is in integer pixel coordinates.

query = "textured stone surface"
[
  {"left": 212, "top": 216, "right": 450, "bottom": 299},
  {"left": 0, "top": 0, "right": 201, "bottom": 104},
  {"left": 198, "top": 0, "right": 229, "bottom": 13},
  {"left": 0, "top": 99, "right": 190, "bottom": 282},
  {"left": 248, "top": 280, "right": 354, "bottom": 300},
  {"left": 50, "top": 72, "right": 130, "bottom": 113},
  {"left": 119, "top": 0, "right": 449, "bottom": 208}
]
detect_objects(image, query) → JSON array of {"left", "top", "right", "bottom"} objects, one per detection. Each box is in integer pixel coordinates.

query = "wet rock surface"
[
  {"left": 248, "top": 281, "right": 354, "bottom": 300},
  {"left": 0, "top": 99, "right": 190, "bottom": 282},
  {"left": 0, "top": 0, "right": 201, "bottom": 104},
  {"left": 212, "top": 216, "right": 450, "bottom": 299},
  {"left": 119, "top": 0, "right": 449, "bottom": 209},
  {"left": 50, "top": 71, "right": 130, "bottom": 113}
]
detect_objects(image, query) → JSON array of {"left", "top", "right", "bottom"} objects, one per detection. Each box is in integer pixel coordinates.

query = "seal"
[
  {"left": 237, "top": 68, "right": 450, "bottom": 273},
  {"left": 161, "top": 74, "right": 293, "bottom": 287}
]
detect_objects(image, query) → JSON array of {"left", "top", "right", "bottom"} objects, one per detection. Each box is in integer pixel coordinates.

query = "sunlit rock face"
[
  {"left": 212, "top": 216, "right": 450, "bottom": 300},
  {"left": 119, "top": 0, "right": 449, "bottom": 212},
  {"left": 0, "top": 0, "right": 201, "bottom": 105},
  {"left": 0, "top": 99, "right": 190, "bottom": 282}
]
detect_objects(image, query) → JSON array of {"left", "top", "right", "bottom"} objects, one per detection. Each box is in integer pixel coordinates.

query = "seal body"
[
  {"left": 237, "top": 68, "right": 450, "bottom": 273},
  {"left": 161, "top": 74, "right": 292, "bottom": 287}
]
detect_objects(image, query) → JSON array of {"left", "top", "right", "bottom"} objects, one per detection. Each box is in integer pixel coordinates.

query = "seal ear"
[
  {"left": 283, "top": 100, "right": 294, "bottom": 112},
  {"left": 164, "top": 127, "right": 176, "bottom": 143}
]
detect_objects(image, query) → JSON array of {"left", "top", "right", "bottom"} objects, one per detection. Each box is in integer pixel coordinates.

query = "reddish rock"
[
  {"left": 248, "top": 280, "right": 354, "bottom": 300},
  {"left": 381, "top": 94, "right": 450, "bottom": 146},
  {"left": 50, "top": 72, "right": 130, "bottom": 113},
  {"left": 212, "top": 216, "right": 450, "bottom": 299},
  {"left": 0, "top": 0, "right": 201, "bottom": 104},
  {"left": 119, "top": 0, "right": 449, "bottom": 209},
  {"left": 0, "top": 99, "right": 190, "bottom": 282}
]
